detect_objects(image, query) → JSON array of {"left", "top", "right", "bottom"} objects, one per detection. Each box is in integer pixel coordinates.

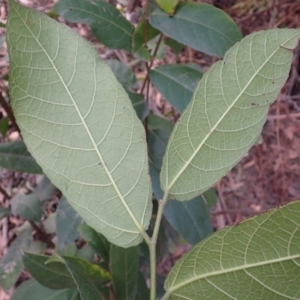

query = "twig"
[
  {"left": 29, "top": 220, "right": 55, "bottom": 248},
  {"left": 140, "top": 33, "right": 163, "bottom": 95},
  {"left": 0, "top": 92, "right": 20, "bottom": 133}
]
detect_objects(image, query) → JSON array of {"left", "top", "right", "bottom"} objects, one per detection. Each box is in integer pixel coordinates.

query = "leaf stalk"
[{"left": 149, "top": 189, "right": 169, "bottom": 300}]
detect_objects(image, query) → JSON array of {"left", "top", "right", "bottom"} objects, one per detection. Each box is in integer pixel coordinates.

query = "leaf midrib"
[
  {"left": 15, "top": 4, "right": 142, "bottom": 235},
  {"left": 165, "top": 32, "right": 299, "bottom": 192},
  {"left": 166, "top": 253, "right": 300, "bottom": 294}
]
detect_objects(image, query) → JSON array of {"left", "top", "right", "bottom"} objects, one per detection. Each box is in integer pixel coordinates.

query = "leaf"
[
  {"left": 56, "top": 196, "right": 82, "bottom": 249},
  {"left": 0, "top": 229, "right": 31, "bottom": 290},
  {"left": 127, "top": 91, "right": 148, "bottom": 121},
  {"left": 156, "top": 0, "right": 179, "bottom": 15},
  {"left": 133, "top": 16, "right": 160, "bottom": 61},
  {"left": 53, "top": 0, "right": 134, "bottom": 52},
  {"left": 202, "top": 188, "right": 217, "bottom": 208},
  {"left": 149, "top": 2, "right": 243, "bottom": 57},
  {"left": 11, "top": 193, "right": 43, "bottom": 221},
  {"left": 161, "top": 29, "right": 300, "bottom": 201},
  {"left": 0, "top": 205, "right": 10, "bottom": 220},
  {"left": 0, "top": 141, "right": 42, "bottom": 174},
  {"left": 58, "top": 256, "right": 111, "bottom": 300},
  {"left": 164, "top": 38, "right": 184, "bottom": 54},
  {"left": 163, "top": 200, "right": 300, "bottom": 300},
  {"left": 150, "top": 64, "right": 203, "bottom": 113},
  {"left": 0, "top": 116, "right": 9, "bottom": 136},
  {"left": 78, "top": 223, "right": 110, "bottom": 262},
  {"left": 148, "top": 114, "right": 213, "bottom": 244},
  {"left": 7, "top": 1, "right": 152, "bottom": 247},
  {"left": 135, "top": 273, "right": 150, "bottom": 300},
  {"left": 110, "top": 245, "right": 139, "bottom": 300},
  {"left": 34, "top": 175, "right": 57, "bottom": 202},
  {"left": 105, "top": 59, "right": 138, "bottom": 90},
  {"left": 23, "top": 252, "right": 77, "bottom": 289},
  {"left": 11, "top": 279, "right": 79, "bottom": 300},
  {"left": 164, "top": 197, "right": 212, "bottom": 245}
]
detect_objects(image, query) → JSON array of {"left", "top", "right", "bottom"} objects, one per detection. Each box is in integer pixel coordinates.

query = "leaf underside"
[
  {"left": 161, "top": 29, "right": 300, "bottom": 201},
  {"left": 164, "top": 200, "right": 300, "bottom": 300},
  {"left": 7, "top": 1, "right": 152, "bottom": 248}
]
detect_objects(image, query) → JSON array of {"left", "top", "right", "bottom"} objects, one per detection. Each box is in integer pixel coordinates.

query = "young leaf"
[
  {"left": 149, "top": 2, "right": 243, "bottom": 57},
  {"left": 58, "top": 256, "right": 111, "bottom": 300},
  {"left": 150, "top": 64, "right": 203, "bottom": 113},
  {"left": 0, "top": 141, "right": 42, "bottom": 174},
  {"left": 53, "top": 0, "right": 134, "bottom": 52},
  {"left": 11, "top": 193, "right": 43, "bottom": 222},
  {"left": 110, "top": 245, "right": 139, "bottom": 300},
  {"left": 78, "top": 223, "right": 110, "bottom": 262},
  {"left": 162, "top": 200, "right": 300, "bottom": 300},
  {"left": 161, "top": 29, "right": 300, "bottom": 201},
  {"left": 0, "top": 228, "right": 31, "bottom": 290},
  {"left": 11, "top": 279, "right": 79, "bottom": 300},
  {"left": 56, "top": 197, "right": 82, "bottom": 249},
  {"left": 7, "top": 1, "right": 152, "bottom": 247},
  {"left": 156, "top": 0, "right": 179, "bottom": 15}
]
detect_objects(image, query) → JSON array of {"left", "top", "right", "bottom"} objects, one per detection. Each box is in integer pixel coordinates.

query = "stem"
[
  {"left": 149, "top": 190, "right": 169, "bottom": 300},
  {"left": 0, "top": 92, "right": 20, "bottom": 133},
  {"left": 140, "top": 34, "right": 163, "bottom": 95}
]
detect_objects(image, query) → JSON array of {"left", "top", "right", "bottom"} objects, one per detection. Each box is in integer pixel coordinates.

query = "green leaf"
[
  {"left": 11, "top": 279, "right": 79, "bottom": 300},
  {"left": 58, "top": 256, "right": 111, "bottom": 300},
  {"left": 156, "top": 0, "right": 179, "bottom": 15},
  {"left": 78, "top": 223, "right": 110, "bottom": 262},
  {"left": 149, "top": 2, "right": 243, "bottom": 57},
  {"left": 34, "top": 175, "right": 57, "bottom": 202},
  {"left": 0, "top": 141, "right": 42, "bottom": 173},
  {"left": 0, "top": 229, "right": 31, "bottom": 290},
  {"left": 161, "top": 29, "right": 300, "bottom": 201},
  {"left": 162, "top": 200, "right": 300, "bottom": 300},
  {"left": 148, "top": 113, "right": 174, "bottom": 132},
  {"left": 110, "top": 245, "right": 139, "bottom": 300},
  {"left": 11, "top": 193, "right": 43, "bottom": 221},
  {"left": 147, "top": 114, "right": 213, "bottom": 243},
  {"left": 135, "top": 273, "right": 150, "bottom": 300},
  {"left": 150, "top": 64, "right": 203, "bottom": 113},
  {"left": 106, "top": 59, "right": 138, "bottom": 90},
  {"left": 164, "top": 197, "right": 212, "bottom": 245},
  {"left": 7, "top": 1, "right": 152, "bottom": 247},
  {"left": 56, "top": 197, "right": 82, "bottom": 249},
  {"left": 0, "top": 205, "right": 10, "bottom": 220},
  {"left": 133, "top": 16, "right": 160, "bottom": 61},
  {"left": 127, "top": 91, "right": 148, "bottom": 121},
  {"left": 23, "top": 252, "right": 77, "bottom": 289},
  {"left": 164, "top": 38, "right": 184, "bottom": 54},
  {"left": 202, "top": 188, "right": 217, "bottom": 208},
  {"left": 53, "top": 0, "right": 134, "bottom": 52},
  {"left": 0, "top": 116, "right": 9, "bottom": 136}
]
